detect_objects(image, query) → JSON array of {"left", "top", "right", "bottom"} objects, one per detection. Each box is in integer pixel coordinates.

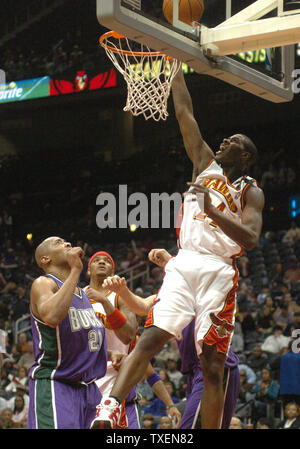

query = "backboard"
[{"left": 96, "top": 0, "right": 300, "bottom": 103}]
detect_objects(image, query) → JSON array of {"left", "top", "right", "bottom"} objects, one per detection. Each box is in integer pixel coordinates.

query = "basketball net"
[{"left": 100, "top": 31, "right": 181, "bottom": 121}]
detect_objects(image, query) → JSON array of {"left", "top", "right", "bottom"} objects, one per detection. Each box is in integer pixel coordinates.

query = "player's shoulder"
[
  {"left": 244, "top": 182, "right": 265, "bottom": 208},
  {"left": 31, "top": 275, "right": 58, "bottom": 292},
  {"left": 194, "top": 157, "right": 218, "bottom": 178}
]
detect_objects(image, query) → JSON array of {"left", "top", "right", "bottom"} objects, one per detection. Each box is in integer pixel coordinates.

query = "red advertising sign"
[{"left": 50, "top": 68, "right": 117, "bottom": 96}]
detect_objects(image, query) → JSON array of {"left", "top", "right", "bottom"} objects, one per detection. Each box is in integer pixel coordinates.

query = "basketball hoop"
[{"left": 99, "top": 31, "right": 181, "bottom": 121}]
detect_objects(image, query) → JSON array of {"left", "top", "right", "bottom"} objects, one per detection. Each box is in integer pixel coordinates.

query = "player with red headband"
[
  {"left": 85, "top": 251, "right": 181, "bottom": 428},
  {"left": 84, "top": 251, "right": 137, "bottom": 428}
]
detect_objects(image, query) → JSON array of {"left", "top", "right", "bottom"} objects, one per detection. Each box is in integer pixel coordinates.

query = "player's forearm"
[
  {"left": 39, "top": 268, "right": 81, "bottom": 326},
  {"left": 119, "top": 287, "right": 153, "bottom": 316},
  {"left": 208, "top": 207, "right": 259, "bottom": 250},
  {"left": 151, "top": 380, "right": 174, "bottom": 407},
  {"left": 113, "top": 316, "right": 137, "bottom": 345},
  {"left": 172, "top": 68, "right": 194, "bottom": 117}
]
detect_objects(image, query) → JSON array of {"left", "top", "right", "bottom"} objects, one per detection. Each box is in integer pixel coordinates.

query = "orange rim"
[{"left": 99, "top": 31, "right": 170, "bottom": 58}]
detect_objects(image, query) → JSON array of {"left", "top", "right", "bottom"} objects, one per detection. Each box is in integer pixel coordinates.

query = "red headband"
[{"left": 88, "top": 251, "right": 115, "bottom": 272}]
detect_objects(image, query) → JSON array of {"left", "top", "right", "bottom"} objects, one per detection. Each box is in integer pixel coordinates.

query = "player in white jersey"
[
  {"left": 92, "top": 68, "right": 264, "bottom": 430},
  {"left": 86, "top": 251, "right": 181, "bottom": 428}
]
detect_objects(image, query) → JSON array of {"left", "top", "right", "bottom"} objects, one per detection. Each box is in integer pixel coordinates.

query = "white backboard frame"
[{"left": 97, "top": 0, "right": 296, "bottom": 103}]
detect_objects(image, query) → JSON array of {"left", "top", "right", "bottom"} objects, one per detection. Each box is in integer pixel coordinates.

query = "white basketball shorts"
[{"left": 144, "top": 249, "right": 238, "bottom": 356}]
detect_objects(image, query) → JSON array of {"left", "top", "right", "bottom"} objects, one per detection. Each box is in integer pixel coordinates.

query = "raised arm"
[
  {"left": 85, "top": 286, "right": 137, "bottom": 345},
  {"left": 102, "top": 276, "right": 155, "bottom": 317},
  {"left": 30, "top": 247, "right": 83, "bottom": 327},
  {"left": 172, "top": 68, "right": 215, "bottom": 179}
]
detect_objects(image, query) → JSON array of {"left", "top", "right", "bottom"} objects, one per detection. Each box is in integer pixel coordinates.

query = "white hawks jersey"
[
  {"left": 83, "top": 288, "right": 134, "bottom": 396},
  {"left": 178, "top": 158, "right": 258, "bottom": 258}
]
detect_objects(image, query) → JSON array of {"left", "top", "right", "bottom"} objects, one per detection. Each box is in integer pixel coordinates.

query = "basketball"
[{"left": 163, "top": 0, "right": 204, "bottom": 26}]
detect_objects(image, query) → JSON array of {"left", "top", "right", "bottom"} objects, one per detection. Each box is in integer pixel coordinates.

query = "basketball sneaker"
[{"left": 90, "top": 397, "right": 121, "bottom": 429}]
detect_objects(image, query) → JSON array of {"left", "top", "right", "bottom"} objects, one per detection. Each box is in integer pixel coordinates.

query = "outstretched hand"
[
  {"left": 148, "top": 249, "right": 172, "bottom": 268},
  {"left": 85, "top": 286, "right": 107, "bottom": 304},
  {"left": 186, "top": 182, "right": 212, "bottom": 214},
  {"left": 103, "top": 275, "right": 127, "bottom": 294},
  {"left": 67, "top": 247, "right": 84, "bottom": 271},
  {"left": 168, "top": 406, "right": 182, "bottom": 429},
  {"left": 110, "top": 351, "right": 127, "bottom": 371}
]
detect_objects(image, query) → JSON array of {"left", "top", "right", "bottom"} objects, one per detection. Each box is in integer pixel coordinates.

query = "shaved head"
[
  {"left": 240, "top": 134, "right": 258, "bottom": 166},
  {"left": 34, "top": 237, "right": 57, "bottom": 268}
]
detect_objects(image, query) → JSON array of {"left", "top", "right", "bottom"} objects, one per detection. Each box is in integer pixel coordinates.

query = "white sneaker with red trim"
[{"left": 90, "top": 397, "right": 121, "bottom": 429}]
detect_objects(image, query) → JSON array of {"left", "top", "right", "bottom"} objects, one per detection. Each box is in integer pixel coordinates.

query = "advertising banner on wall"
[
  {"left": 50, "top": 68, "right": 117, "bottom": 95},
  {"left": 0, "top": 68, "right": 117, "bottom": 105},
  {"left": 0, "top": 76, "right": 50, "bottom": 104}
]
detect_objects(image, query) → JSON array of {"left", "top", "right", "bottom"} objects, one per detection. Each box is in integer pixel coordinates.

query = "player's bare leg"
[
  {"left": 111, "top": 326, "right": 171, "bottom": 399},
  {"left": 91, "top": 326, "right": 172, "bottom": 429},
  {"left": 199, "top": 343, "right": 226, "bottom": 429}
]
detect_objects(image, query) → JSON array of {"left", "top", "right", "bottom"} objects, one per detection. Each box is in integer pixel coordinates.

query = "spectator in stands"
[
  {"left": 0, "top": 408, "right": 14, "bottom": 429},
  {"left": 147, "top": 267, "right": 164, "bottom": 290},
  {"left": 247, "top": 345, "right": 269, "bottom": 373},
  {"left": 120, "top": 251, "right": 135, "bottom": 270},
  {"left": 283, "top": 256, "right": 300, "bottom": 284},
  {"left": 252, "top": 368, "right": 279, "bottom": 403},
  {"left": 142, "top": 413, "right": 156, "bottom": 429},
  {"left": 0, "top": 363, "right": 10, "bottom": 393},
  {"left": 142, "top": 380, "right": 180, "bottom": 418},
  {"left": 0, "top": 394, "right": 7, "bottom": 414},
  {"left": 284, "top": 311, "right": 300, "bottom": 337},
  {"left": 159, "top": 415, "right": 173, "bottom": 429},
  {"left": 269, "top": 346, "right": 289, "bottom": 384},
  {"left": 177, "top": 374, "right": 188, "bottom": 400},
  {"left": 257, "top": 286, "right": 271, "bottom": 306},
  {"left": 260, "top": 163, "right": 277, "bottom": 189},
  {"left": 11, "top": 395, "right": 28, "bottom": 427},
  {"left": 136, "top": 376, "right": 155, "bottom": 402},
  {"left": 9, "top": 285, "right": 29, "bottom": 324},
  {"left": 17, "top": 332, "right": 28, "bottom": 355},
  {"left": 238, "top": 255, "right": 249, "bottom": 278},
  {"left": 9, "top": 343, "right": 21, "bottom": 365},
  {"left": 1, "top": 358, "right": 18, "bottom": 382},
  {"left": 6, "top": 384, "right": 29, "bottom": 411},
  {"left": 157, "top": 368, "right": 170, "bottom": 384},
  {"left": 231, "top": 331, "right": 244, "bottom": 355},
  {"left": 153, "top": 339, "right": 180, "bottom": 368},
  {"left": 256, "top": 305, "right": 275, "bottom": 337},
  {"left": 168, "top": 339, "right": 181, "bottom": 363},
  {"left": 237, "top": 281, "right": 257, "bottom": 304},
  {"left": 166, "top": 359, "right": 183, "bottom": 391},
  {"left": 265, "top": 296, "right": 276, "bottom": 314},
  {"left": 137, "top": 394, "right": 151, "bottom": 415},
  {"left": 238, "top": 305, "right": 257, "bottom": 339},
  {"left": 0, "top": 270, "right": 7, "bottom": 290},
  {"left": 278, "top": 341, "right": 300, "bottom": 407},
  {"left": 269, "top": 263, "right": 284, "bottom": 286},
  {"left": 277, "top": 402, "right": 300, "bottom": 429},
  {"left": 5, "top": 366, "right": 29, "bottom": 394},
  {"left": 261, "top": 325, "right": 291, "bottom": 356},
  {"left": 283, "top": 292, "right": 300, "bottom": 314},
  {"left": 235, "top": 369, "right": 255, "bottom": 418},
  {"left": 17, "top": 340, "right": 34, "bottom": 371},
  {"left": 282, "top": 221, "right": 300, "bottom": 244},
  {"left": 238, "top": 364, "right": 256, "bottom": 386},
  {"left": 273, "top": 304, "right": 294, "bottom": 331},
  {"left": 256, "top": 417, "right": 273, "bottom": 429},
  {"left": 229, "top": 416, "right": 244, "bottom": 429}
]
